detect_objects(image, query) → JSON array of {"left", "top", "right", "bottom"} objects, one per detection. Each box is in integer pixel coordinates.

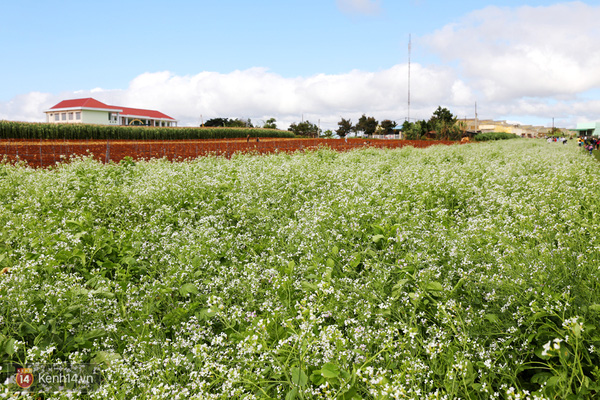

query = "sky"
[{"left": 1, "top": 0, "right": 600, "bottom": 131}]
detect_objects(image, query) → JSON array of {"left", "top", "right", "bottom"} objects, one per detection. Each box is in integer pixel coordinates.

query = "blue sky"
[{"left": 2, "top": 0, "right": 600, "bottom": 130}]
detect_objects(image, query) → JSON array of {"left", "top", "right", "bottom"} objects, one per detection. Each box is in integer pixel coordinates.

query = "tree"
[
  {"left": 428, "top": 106, "right": 458, "bottom": 140},
  {"left": 203, "top": 117, "right": 253, "bottom": 128},
  {"left": 400, "top": 120, "right": 429, "bottom": 140},
  {"left": 401, "top": 120, "right": 416, "bottom": 140},
  {"left": 321, "top": 129, "right": 334, "bottom": 138},
  {"left": 288, "top": 120, "right": 321, "bottom": 137},
  {"left": 227, "top": 118, "right": 253, "bottom": 128},
  {"left": 204, "top": 118, "right": 229, "bottom": 127},
  {"left": 415, "top": 120, "right": 430, "bottom": 139},
  {"left": 380, "top": 120, "right": 397, "bottom": 135},
  {"left": 336, "top": 118, "right": 353, "bottom": 138},
  {"left": 263, "top": 118, "right": 277, "bottom": 129},
  {"left": 430, "top": 106, "right": 457, "bottom": 125},
  {"left": 548, "top": 127, "right": 563, "bottom": 137},
  {"left": 355, "top": 114, "right": 378, "bottom": 137}
]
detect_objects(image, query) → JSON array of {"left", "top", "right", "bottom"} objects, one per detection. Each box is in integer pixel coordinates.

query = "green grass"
[{"left": 1, "top": 140, "right": 599, "bottom": 399}]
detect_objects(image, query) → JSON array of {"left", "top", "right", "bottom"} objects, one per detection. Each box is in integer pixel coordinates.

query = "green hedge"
[
  {"left": 473, "top": 132, "right": 519, "bottom": 141},
  {"left": 0, "top": 121, "right": 295, "bottom": 140}
]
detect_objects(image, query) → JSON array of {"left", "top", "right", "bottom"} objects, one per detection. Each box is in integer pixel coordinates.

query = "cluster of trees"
[
  {"left": 400, "top": 106, "right": 464, "bottom": 140},
  {"left": 286, "top": 115, "right": 399, "bottom": 138},
  {"left": 287, "top": 121, "right": 321, "bottom": 137},
  {"left": 335, "top": 116, "right": 398, "bottom": 138},
  {"left": 203, "top": 118, "right": 278, "bottom": 129},
  {"left": 210, "top": 106, "right": 465, "bottom": 140},
  {"left": 332, "top": 106, "right": 464, "bottom": 140}
]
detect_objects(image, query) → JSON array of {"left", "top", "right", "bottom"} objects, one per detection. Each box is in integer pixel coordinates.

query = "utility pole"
[
  {"left": 475, "top": 102, "right": 478, "bottom": 132},
  {"left": 408, "top": 34, "right": 411, "bottom": 123}
]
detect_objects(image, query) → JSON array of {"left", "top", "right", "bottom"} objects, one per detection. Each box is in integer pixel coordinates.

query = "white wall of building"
[{"left": 81, "top": 109, "right": 113, "bottom": 125}]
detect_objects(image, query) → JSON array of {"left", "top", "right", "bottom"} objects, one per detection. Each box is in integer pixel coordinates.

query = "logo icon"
[{"left": 16, "top": 367, "right": 34, "bottom": 389}]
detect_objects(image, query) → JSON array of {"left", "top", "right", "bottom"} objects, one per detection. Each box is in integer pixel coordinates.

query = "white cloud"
[
  {"left": 1, "top": 65, "right": 460, "bottom": 130},
  {"left": 0, "top": 92, "right": 54, "bottom": 122},
  {"left": 423, "top": 2, "right": 600, "bottom": 102},
  {"left": 336, "top": 0, "right": 381, "bottom": 15}
]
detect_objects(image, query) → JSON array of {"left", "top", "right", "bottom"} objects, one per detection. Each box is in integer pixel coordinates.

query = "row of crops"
[
  {"left": 1, "top": 140, "right": 599, "bottom": 398},
  {"left": 0, "top": 120, "right": 294, "bottom": 140}
]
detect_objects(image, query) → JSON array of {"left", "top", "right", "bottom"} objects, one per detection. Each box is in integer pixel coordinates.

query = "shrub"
[{"left": 474, "top": 131, "right": 519, "bottom": 141}]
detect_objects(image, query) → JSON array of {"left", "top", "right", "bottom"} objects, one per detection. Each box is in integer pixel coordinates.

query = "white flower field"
[{"left": 1, "top": 140, "right": 599, "bottom": 399}]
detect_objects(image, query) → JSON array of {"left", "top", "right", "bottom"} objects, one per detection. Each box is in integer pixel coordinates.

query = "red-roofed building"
[{"left": 44, "top": 98, "right": 177, "bottom": 127}]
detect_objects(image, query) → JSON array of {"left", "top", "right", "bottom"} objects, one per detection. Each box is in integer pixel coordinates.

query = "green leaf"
[
  {"left": 484, "top": 314, "right": 499, "bottom": 324},
  {"left": 452, "top": 277, "right": 466, "bottom": 292},
  {"left": 85, "top": 329, "right": 107, "bottom": 340},
  {"left": 199, "top": 308, "right": 218, "bottom": 320},
  {"left": 392, "top": 279, "right": 410, "bottom": 298},
  {"left": 72, "top": 248, "right": 87, "bottom": 265},
  {"left": 93, "top": 351, "right": 122, "bottom": 366},
  {"left": 5, "top": 338, "right": 16, "bottom": 355},
  {"left": 284, "top": 260, "right": 296, "bottom": 275},
  {"left": 291, "top": 367, "right": 308, "bottom": 387},
  {"left": 66, "top": 220, "right": 82, "bottom": 229},
  {"left": 546, "top": 375, "right": 560, "bottom": 387},
  {"left": 326, "top": 258, "right": 335, "bottom": 269},
  {"left": 179, "top": 283, "right": 198, "bottom": 297},
  {"left": 301, "top": 281, "right": 318, "bottom": 292},
  {"left": 588, "top": 304, "right": 600, "bottom": 312},
  {"left": 531, "top": 372, "right": 552, "bottom": 384},
  {"left": 425, "top": 281, "right": 443, "bottom": 292},
  {"left": 349, "top": 254, "right": 361, "bottom": 269},
  {"left": 90, "top": 289, "right": 115, "bottom": 299},
  {"left": 192, "top": 256, "right": 202, "bottom": 268},
  {"left": 342, "top": 385, "right": 359, "bottom": 399},
  {"left": 310, "top": 370, "right": 325, "bottom": 385},
  {"left": 372, "top": 234, "right": 385, "bottom": 244},
  {"left": 408, "top": 292, "right": 419, "bottom": 303},
  {"left": 331, "top": 246, "right": 339, "bottom": 256},
  {"left": 285, "top": 387, "right": 298, "bottom": 400},
  {"left": 321, "top": 362, "right": 340, "bottom": 379}
]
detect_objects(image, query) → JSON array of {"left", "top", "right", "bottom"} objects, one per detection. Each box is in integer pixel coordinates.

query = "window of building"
[
  {"left": 76, "top": 112, "right": 81, "bottom": 120},
  {"left": 54, "top": 113, "right": 59, "bottom": 121},
  {"left": 61, "top": 113, "right": 67, "bottom": 121},
  {"left": 68, "top": 112, "right": 74, "bottom": 120}
]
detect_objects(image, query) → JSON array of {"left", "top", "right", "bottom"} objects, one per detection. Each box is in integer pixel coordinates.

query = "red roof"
[
  {"left": 49, "top": 97, "right": 176, "bottom": 120},
  {"left": 50, "top": 98, "right": 114, "bottom": 110}
]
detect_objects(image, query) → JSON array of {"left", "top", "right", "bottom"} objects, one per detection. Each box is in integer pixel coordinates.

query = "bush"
[{"left": 474, "top": 132, "right": 519, "bottom": 141}]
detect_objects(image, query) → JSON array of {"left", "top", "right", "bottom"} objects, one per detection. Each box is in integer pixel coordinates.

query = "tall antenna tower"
[{"left": 408, "top": 34, "right": 411, "bottom": 122}]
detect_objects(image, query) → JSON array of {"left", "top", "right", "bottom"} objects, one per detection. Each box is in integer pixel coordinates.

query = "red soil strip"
[{"left": 0, "top": 138, "right": 456, "bottom": 168}]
